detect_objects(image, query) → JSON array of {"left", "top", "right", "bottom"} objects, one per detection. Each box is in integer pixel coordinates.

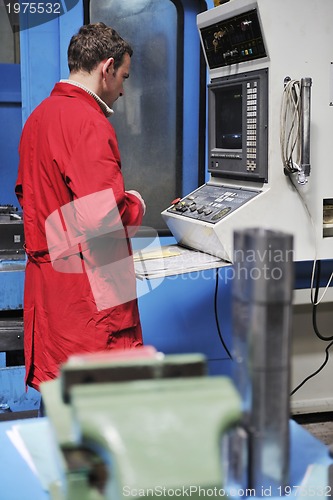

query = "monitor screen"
[
  {"left": 215, "top": 85, "right": 242, "bottom": 150},
  {"left": 208, "top": 68, "right": 268, "bottom": 183}
]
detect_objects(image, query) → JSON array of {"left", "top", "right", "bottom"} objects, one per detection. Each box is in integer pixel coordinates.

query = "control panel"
[
  {"left": 167, "top": 184, "right": 259, "bottom": 224},
  {"left": 200, "top": 9, "right": 266, "bottom": 69}
]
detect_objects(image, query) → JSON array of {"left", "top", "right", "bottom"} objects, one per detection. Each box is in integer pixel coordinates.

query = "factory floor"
[{"left": 293, "top": 412, "right": 333, "bottom": 446}]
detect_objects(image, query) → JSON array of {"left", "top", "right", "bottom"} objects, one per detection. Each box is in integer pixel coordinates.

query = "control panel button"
[{"left": 211, "top": 207, "right": 231, "bottom": 221}]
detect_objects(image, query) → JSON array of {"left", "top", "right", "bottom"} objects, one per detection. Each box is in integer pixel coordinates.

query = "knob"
[
  {"left": 241, "top": 20, "right": 252, "bottom": 31},
  {"left": 223, "top": 48, "right": 238, "bottom": 59}
]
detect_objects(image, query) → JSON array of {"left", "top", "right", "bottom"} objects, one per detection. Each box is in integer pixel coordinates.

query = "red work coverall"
[{"left": 15, "top": 83, "right": 144, "bottom": 390}]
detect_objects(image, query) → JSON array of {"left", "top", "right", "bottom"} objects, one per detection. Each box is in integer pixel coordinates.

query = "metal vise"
[{"left": 41, "top": 348, "right": 242, "bottom": 500}]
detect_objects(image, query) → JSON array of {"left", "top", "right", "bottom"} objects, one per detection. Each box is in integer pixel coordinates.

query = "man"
[{"left": 15, "top": 23, "right": 145, "bottom": 391}]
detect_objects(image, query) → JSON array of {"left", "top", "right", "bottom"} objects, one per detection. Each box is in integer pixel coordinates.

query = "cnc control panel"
[{"left": 167, "top": 184, "right": 259, "bottom": 224}]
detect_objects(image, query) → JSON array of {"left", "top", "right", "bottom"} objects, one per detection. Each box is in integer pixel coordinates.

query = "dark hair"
[{"left": 68, "top": 22, "right": 133, "bottom": 73}]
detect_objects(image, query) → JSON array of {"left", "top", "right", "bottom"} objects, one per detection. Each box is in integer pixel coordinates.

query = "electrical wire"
[
  {"left": 280, "top": 79, "right": 315, "bottom": 234},
  {"left": 214, "top": 267, "right": 233, "bottom": 360},
  {"left": 290, "top": 260, "right": 333, "bottom": 396},
  {"left": 310, "top": 259, "right": 333, "bottom": 306},
  {"left": 280, "top": 78, "right": 317, "bottom": 264},
  {"left": 280, "top": 79, "right": 302, "bottom": 177},
  {"left": 287, "top": 175, "right": 333, "bottom": 393},
  {"left": 311, "top": 260, "right": 333, "bottom": 342},
  {"left": 281, "top": 79, "right": 333, "bottom": 395},
  {"left": 281, "top": 79, "right": 333, "bottom": 306},
  {"left": 280, "top": 82, "right": 333, "bottom": 323},
  {"left": 282, "top": 169, "right": 333, "bottom": 307},
  {"left": 288, "top": 225, "right": 333, "bottom": 397},
  {"left": 290, "top": 341, "right": 333, "bottom": 396}
]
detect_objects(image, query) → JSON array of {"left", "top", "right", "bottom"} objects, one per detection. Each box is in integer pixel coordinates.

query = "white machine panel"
[{"left": 162, "top": 0, "right": 333, "bottom": 262}]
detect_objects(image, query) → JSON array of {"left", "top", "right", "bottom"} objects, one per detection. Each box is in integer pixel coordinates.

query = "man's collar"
[{"left": 60, "top": 79, "right": 114, "bottom": 117}]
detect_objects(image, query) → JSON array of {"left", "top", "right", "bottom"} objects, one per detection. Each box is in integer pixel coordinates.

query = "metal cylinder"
[
  {"left": 301, "top": 77, "right": 312, "bottom": 177},
  {"left": 232, "top": 228, "right": 294, "bottom": 495}
]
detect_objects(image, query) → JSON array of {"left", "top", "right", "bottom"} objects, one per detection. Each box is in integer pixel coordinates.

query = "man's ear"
[{"left": 102, "top": 57, "right": 115, "bottom": 79}]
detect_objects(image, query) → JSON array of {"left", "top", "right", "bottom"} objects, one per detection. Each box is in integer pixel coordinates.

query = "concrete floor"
[{"left": 293, "top": 412, "right": 333, "bottom": 446}]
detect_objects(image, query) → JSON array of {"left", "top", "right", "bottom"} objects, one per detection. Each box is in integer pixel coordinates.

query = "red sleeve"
[{"left": 64, "top": 118, "right": 143, "bottom": 234}]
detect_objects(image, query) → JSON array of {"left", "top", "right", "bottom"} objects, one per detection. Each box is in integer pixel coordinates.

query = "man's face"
[{"left": 103, "top": 53, "right": 131, "bottom": 108}]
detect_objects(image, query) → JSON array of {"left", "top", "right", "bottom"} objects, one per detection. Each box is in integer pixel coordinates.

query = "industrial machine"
[
  {"left": 0, "top": 204, "right": 25, "bottom": 311},
  {"left": 162, "top": 0, "right": 333, "bottom": 263},
  {"left": 0, "top": 204, "right": 25, "bottom": 410}
]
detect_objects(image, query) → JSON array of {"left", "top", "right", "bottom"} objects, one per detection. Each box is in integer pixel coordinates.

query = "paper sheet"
[{"left": 134, "top": 244, "right": 230, "bottom": 279}]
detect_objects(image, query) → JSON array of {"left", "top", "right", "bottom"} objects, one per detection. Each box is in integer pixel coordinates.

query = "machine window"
[
  {"left": 0, "top": 1, "right": 20, "bottom": 63},
  {"left": 87, "top": 0, "right": 182, "bottom": 232}
]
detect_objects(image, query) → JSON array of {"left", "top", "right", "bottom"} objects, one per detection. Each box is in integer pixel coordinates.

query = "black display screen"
[{"left": 215, "top": 85, "right": 242, "bottom": 149}]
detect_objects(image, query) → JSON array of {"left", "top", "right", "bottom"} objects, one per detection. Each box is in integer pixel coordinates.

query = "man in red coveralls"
[{"left": 15, "top": 23, "right": 146, "bottom": 397}]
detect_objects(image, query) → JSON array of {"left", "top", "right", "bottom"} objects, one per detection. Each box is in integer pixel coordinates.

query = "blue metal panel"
[
  {"left": 20, "top": 23, "right": 59, "bottom": 124},
  {"left": 20, "top": 1, "right": 84, "bottom": 124},
  {"left": 0, "top": 261, "right": 25, "bottom": 310},
  {"left": 0, "top": 353, "right": 5, "bottom": 369},
  {"left": 0, "top": 271, "right": 24, "bottom": 311},
  {"left": 0, "top": 63, "right": 21, "bottom": 102},
  {"left": 139, "top": 270, "right": 233, "bottom": 376},
  {"left": 0, "top": 64, "right": 21, "bottom": 206},
  {"left": 136, "top": 237, "right": 233, "bottom": 376},
  {"left": 182, "top": 0, "right": 205, "bottom": 194},
  {"left": 0, "top": 366, "right": 40, "bottom": 411},
  {"left": 59, "top": 2, "right": 85, "bottom": 78}
]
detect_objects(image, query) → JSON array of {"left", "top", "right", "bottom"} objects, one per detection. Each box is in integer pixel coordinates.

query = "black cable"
[
  {"left": 312, "top": 260, "right": 333, "bottom": 341},
  {"left": 214, "top": 268, "right": 233, "bottom": 360},
  {"left": 290, "top": 341, "right": 333, "bottom": 396},
  {"left": 291, "top": 260, "right": 333, "bottom": 395}
]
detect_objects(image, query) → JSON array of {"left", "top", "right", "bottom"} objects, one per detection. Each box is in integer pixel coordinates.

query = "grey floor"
[{"left": 294, "top": 413, "right": 333, "bottom": 446}]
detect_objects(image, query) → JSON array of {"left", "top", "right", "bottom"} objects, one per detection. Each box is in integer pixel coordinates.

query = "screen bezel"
[{"left": 208, "top": 68, "right": 268, "bottom": 183}]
